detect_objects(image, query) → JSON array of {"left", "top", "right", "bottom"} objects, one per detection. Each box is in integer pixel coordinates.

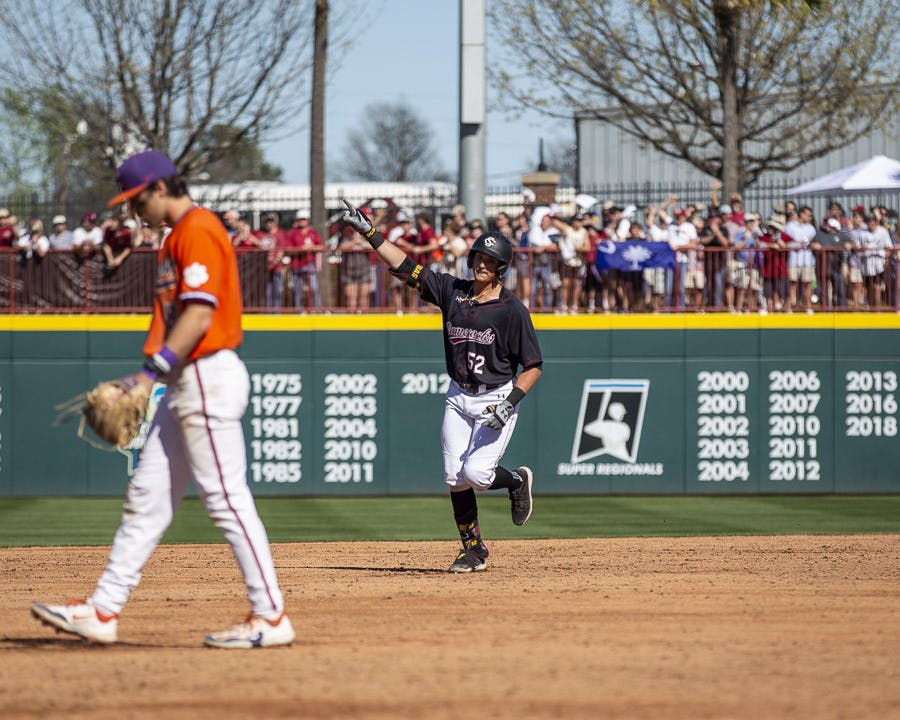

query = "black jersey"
[{"left": 420, "top": 269, "right": 543, "bottom": 388}]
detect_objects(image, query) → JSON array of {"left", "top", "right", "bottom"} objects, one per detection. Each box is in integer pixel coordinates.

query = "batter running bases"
[{"left": 341, "top": 200, "right": 542, "bottom": 572}]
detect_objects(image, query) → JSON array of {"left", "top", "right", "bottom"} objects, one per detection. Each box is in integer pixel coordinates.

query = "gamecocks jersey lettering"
[{"left": 420, "top": 270, "right": 542, "bottom": 387}]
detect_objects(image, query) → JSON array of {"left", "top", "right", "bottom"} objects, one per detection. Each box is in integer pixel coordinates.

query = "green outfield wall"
[{"left": 1, "top": 314, "right": 898, "bottom": 496}]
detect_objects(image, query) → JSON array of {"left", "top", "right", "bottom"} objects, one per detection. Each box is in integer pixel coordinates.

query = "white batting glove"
[
  {"left": 480, "top": 399, "right": 513, "bottom": 430},
  {"left": 340, "top": 198, "right": 374, "bottom": 236}
]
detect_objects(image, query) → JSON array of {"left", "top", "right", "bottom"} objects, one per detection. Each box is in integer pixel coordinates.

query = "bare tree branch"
[
  {"left": 489, "top": 0, "right": 900, "bottom": 192},
  {"left": 334, "top": 101, "right": 451, "bottom": 182},
  {"left": 0, "top": 0, "right": 320, "bottom": 187}
]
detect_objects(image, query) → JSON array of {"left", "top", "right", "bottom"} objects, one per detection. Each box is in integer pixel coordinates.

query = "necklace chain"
[{"left": 466, "top": 283, "right": 498, "bottom": 305}]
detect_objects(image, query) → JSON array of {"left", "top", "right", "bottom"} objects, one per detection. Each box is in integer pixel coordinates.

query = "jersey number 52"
[{"left": 467, "top": 352, "right": 485, "bottom": 375}]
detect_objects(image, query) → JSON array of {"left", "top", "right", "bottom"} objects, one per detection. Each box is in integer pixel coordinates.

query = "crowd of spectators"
[
  {"left": 1, "top": 184, "right": 897, "bottom": 313},
  {"left": 321, "top": 187, "right": 898, "bottom": 314},
  {"left": 0, "top": 207, "right": 163, "bottom": 268}
]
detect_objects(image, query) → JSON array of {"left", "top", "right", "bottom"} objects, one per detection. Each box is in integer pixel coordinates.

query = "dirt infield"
[{"left": 1, "top": 535, "right": 898, "bottom": 719}]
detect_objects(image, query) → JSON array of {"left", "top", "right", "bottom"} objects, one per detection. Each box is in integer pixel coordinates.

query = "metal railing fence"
[{"left": 2, "top": 247, "right": 897, "bottom": 314}]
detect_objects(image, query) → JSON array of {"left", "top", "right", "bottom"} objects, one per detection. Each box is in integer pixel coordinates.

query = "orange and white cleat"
[
  {"left": 31, "top": 599, "right": 119, "bottom": 644},
  {"left": 204, "top": 612, "right": 296, "bottom": 649}
]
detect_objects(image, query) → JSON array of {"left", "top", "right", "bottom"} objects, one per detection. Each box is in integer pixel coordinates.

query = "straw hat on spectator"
[{"left": 52, "top": 215, "right": 67, "bottom": 226}]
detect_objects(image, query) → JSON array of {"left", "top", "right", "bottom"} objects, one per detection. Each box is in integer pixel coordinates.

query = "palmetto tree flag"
[{"left": 594, "top": 241, "right": 676, "bottom": 272}]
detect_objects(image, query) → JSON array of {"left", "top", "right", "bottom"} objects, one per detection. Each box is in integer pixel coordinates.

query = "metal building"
[{"left": 576, "top": 108, "right": 900, "bottom": 189}]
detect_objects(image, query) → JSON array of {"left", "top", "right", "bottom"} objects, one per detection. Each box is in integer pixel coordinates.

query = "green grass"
[{"left": 1, "top": 495, "right": 898, "bottom": 547}]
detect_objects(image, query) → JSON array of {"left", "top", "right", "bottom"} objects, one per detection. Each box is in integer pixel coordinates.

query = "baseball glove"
[{"left": 82, "top": 379, "right": 151, "bottom": 448}]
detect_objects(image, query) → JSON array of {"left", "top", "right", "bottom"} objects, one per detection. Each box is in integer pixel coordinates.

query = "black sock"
[
  {"left": 450, "top": 487, "right": 477, "bottom": 526},
  {"left": 489, "top": 466, "right": 522, "bottom": 492},
  {"left": 450, "top": 488, "right": 488, "bottom": 557}
]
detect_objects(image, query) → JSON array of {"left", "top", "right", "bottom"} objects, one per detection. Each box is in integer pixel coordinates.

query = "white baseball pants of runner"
[
  {"left": 442, "top": 379, "right": 518, "bottom": 490},
  {"left": 91, "top": 349, "right": 285, "bottom": 620}
]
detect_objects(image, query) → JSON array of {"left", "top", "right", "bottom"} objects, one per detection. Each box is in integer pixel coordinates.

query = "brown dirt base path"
[{"left": 1, "top": 536, "right": 899, "bottom": 720}]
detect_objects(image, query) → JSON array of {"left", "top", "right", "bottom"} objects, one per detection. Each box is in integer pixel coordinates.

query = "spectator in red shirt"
[
  {"left": 0, "top": 208, "right": 19, "bottom": 248},
  {"left": 759, "top": 216, "right": 789, "bottom": 312},
  {"left": 285, "top": 211, "right": 323, "bottom": 309},
  {"left": 711, "top": 180, "right": 747, "bottom": 227},
  {"left": 101, "top": 214, "right": 135, "bottom": 274},
  {"left": 389, "top": 213, "right": 419, "bottom": 312},
  {"left": 412, "top": 212, "right": 439, "bottom": 264},
  {"left": 231, "top": 217, "right": 259, "bottom": 249},
  {"left": 582, "top": 221, "right": 605, "bottom": 313},
  {"left": 253, "top": 213, "right": 288, "bottom": 308}
]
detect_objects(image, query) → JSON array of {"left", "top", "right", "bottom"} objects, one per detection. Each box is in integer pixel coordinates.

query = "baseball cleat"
[
  {"left": 510, "top": 466, "right": 534, "bottom": 526},
  {"left": 31, "top": 599, "right": 119, "bottom": 644},
  {"left": 448, "top": 548, "right": 487, "bottom": 573},
  {"left": 204, "top": 611, "right": 296, "bottom": 649}
]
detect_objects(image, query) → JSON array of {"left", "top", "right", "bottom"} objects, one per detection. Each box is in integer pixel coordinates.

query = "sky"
[{"left": 262, "top": 0, "right": 568, "bottom": 187}]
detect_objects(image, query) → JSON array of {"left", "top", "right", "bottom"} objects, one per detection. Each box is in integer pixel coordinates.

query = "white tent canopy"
[{"left": 787, "top": 155, "right": 900, "bottom": 196}]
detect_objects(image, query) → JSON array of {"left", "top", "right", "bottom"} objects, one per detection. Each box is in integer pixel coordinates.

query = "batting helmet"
[{"left": 468, "top": 231, "right": 513, "bottom": 276}]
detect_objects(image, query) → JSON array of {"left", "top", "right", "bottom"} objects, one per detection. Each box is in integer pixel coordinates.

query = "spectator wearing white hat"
[
  {"left": 222, "top": 208, "right": 241, "bottom": 239},
  {"left": 814, "top": 216, "right": 853, "bottom": 308},
  {"left": 528, "top": 207, "right": 561, "bottom": 310},
  {"left": 49, "top": 215, "right": 74, "bottom": 250},
  {"left": 18, "top": 219, "right": 50, "bottom": 262},
  {"left": 285, "top": 210, "right": 323, "bottom": 310}
]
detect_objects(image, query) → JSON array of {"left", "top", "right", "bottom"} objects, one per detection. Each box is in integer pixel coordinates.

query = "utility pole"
[
  {"left": 458, "top": 0, "right": 485, "bottom": 222},
  {"left": 310, "top": 0, "right": 330, "bottom": 306}
]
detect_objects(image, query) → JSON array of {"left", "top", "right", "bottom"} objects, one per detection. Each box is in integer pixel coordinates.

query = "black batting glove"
[
  {"left": 480, "top": 399, "right": 514, "bottom": 430},
  {"left": 341, "top": 198, "right": 374, "bottom": 237}
]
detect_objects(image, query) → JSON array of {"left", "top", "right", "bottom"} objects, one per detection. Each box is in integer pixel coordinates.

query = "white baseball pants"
[
  {"left": 441, "top": 380, "right": 518, "bottom": 490},
  {"left": 91, "top": 349, "right": 285, "bottom": 620}
]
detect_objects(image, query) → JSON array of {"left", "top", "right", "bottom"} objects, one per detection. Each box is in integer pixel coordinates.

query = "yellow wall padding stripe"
[{"left": 0, "top": 312, "right": 898, "bottom": 332}]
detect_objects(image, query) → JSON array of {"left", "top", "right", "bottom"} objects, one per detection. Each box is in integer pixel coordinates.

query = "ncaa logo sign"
[{"left": 571, "top": 379, "right": 649, "bottom": 463}]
